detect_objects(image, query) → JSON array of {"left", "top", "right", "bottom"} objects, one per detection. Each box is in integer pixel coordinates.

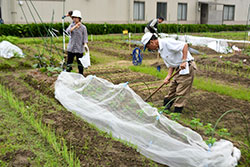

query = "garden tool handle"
[{"left": 144, "top": 69, "right": 181, "bottom": 102}]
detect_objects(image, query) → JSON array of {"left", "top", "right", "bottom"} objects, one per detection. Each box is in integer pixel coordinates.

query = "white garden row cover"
[
  {"left": 159, "top": 33, "right": 250, "bottom": 54},
  {"left": 0, "top": 40, "right": 24, "bottom": 58},
  {"left": 55, "top": 72, "right": 241, "bottom": 167}
]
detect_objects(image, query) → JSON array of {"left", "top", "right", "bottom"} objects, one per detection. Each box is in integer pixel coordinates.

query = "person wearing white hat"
[
  {"left": 65, "top": 10, "right": 88, "bottom": 75},
  {"left": 141, "top": 32, "right": 196, "bottom": 113}
]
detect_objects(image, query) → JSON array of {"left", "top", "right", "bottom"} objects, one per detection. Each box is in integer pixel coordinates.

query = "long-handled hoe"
[{"left": 145, "top": 69, "right": 181, "bottom": 102}]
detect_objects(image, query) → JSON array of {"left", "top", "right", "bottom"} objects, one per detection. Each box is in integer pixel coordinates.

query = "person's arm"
[
  {"left": 164, "top": 67, "right": 174, "bottom": 84},
  {"left": 149, "top": 19, "right": 158, "bottom": 33},
  {"left": 70, "top": 22, "right": 81, "bottom": 32},
  {"left": 82, "top": 26, "right": 88, "bottom": 51},
  {"left": 83, "top": 26, "right": 88, "bottom": 45},
  {"left": 65, "top": 23, "right": 73, "bottom": 35},
  {"left": 180, "top": 44, "right": 188, "bottom": 69}
]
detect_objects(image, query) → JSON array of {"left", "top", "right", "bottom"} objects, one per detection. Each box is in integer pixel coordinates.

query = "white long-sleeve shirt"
[{"left": 158, "top": 38, "right": 194, "bottom": 68}]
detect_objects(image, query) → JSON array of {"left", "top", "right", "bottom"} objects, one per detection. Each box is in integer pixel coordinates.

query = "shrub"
[{"left": 0, "top": 23, "right": 248, "bottom": 37}]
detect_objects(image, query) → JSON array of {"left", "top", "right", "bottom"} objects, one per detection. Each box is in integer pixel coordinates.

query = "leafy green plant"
[
  {"left": 225, "top": 60, "right": 232, "bottom": 65},
  {"left": 205, "top": 137, "right": 217, "bottom": 145},
  {"left": 217, "top": 128, "right": 231, "bottom": 137},
  {"left": 147, "top": 102, "right": 155, "bottom": 107},
  {"left": 190, "top": 117, "right": 203, "bottom": 129},
  {"left": 204, "top": 123, "right": 214, "bottom": 135},
  {"left": 169, "top": 113, "right": 181, "bottom": 121},
  {"left": 158, "top": 106, "right": 170, "bottom": 114}
]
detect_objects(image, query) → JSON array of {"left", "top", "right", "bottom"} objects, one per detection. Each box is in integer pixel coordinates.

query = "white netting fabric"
[
  {"left": 0, "top": 40, "right": 24, "bottom": 58},
  {"left": 55, "top": 72, "right": 240, "bottom": 167},
  {"left": 159, "top": 33, "right": 250, "bottom": 54}
]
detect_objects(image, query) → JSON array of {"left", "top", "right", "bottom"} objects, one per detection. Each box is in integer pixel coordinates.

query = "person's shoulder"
[
  {"left": 80, "top": 24, "right": 87, "bottom": 29},
  {"left": 160, "top": 37, "right": 174, "bottom": 43},
  {"left": 69, "top": 22, "right": 75, "bottom": 26},
  {"left": 164, "top": 37, "right": 182, "bottom": 43}
]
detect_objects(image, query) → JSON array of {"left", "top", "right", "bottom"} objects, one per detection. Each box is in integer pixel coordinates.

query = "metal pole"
[
  {"left": 244, "top": 4, "right": 250, "bottom": 49},
  {"left": 62, "top": 0, "right": 66, "bottom": 52}
]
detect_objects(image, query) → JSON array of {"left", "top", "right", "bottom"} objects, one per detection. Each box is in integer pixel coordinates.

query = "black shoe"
[
  {"left": 163, "top": 98, "right": 174, "bottom": 110},
  {"left": 174, "top": 107, "right": 183, "bottom": 113}
]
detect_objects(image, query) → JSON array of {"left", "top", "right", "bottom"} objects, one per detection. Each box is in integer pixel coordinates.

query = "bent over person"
[
  {"left": 66, "top": 10, "right": 88, "bottom": 75},
  {"left": 144, "top": 17, "right": 164, "bottom": 34},
  {"left": 141, "top": 33, "right": 196, "bottom": 113}
]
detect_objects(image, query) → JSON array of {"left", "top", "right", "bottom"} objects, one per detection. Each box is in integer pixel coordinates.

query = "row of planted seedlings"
[
  {"left": 197, "top": 55, "right": 250, "bottom": 77},
  {"left": 0, "top": 78, "right": 81, "bottom": 167},
  {"left": 196, "top": 62, "right": 250, "bottom": 79}
]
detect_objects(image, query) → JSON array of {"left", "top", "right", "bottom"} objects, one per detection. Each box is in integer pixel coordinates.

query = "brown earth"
[
  {"left": 189, "top": 45, "right": 219, "bottom": 55},
  {"left": 17, "top": 69, "right": 250, "bottom": 141},
  {"left": 196, "top": 55, "right": 250, "bottom": 73},
  {"left": 17, "top": 69, "right": 250, "bottom": 165},
  {"left": 89, "top": 41, "right": 158, "bottom": 60},
  {"left": 224, "top": 54, "right": 250, "bottom": 66},
  {"left": 1, "top": 150, "right": 36, "bottom": 167}
]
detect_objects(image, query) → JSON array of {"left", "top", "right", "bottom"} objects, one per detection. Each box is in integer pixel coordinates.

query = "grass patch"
[
  {"left": 90, "top": 51, "right": 120, "bottom": 64},
  {"left": 0, "top": 57, "right": 34, "bottom": 70},
  {"left": 129, "top": 65, "right": 167, "bottom": 79}
]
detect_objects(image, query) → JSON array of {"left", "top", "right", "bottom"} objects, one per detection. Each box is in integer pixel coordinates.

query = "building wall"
[
  {"left": 218, "top": 0, "right": 250, "bottom": 25},
  {"left": 1, "top": 0, "right": 249, "bottom": 25},
  {"left": 207, "top": 4, "right": 223, "bottom": 25},
  {"left": 2, "top": 0, "right": 132, "bottom": 24}
]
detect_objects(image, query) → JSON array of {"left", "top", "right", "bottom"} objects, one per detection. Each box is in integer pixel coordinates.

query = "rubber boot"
[
  {"left": 163, "top": 98, "right": 174, "bottom": 110},
  {"left": 174, "top": 107, "right": 183, "bottom": 113}
]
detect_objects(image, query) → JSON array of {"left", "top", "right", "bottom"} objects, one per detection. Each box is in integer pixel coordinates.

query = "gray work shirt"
[{"left": 66, "top": 22, "right": 88, "bottom": 53}]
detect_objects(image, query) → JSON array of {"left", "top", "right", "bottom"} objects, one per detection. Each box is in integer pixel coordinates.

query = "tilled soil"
[
  {"left": 19, "top": 69, "right": 250, "bottom": 142},
  {"left": 89, "top": 41, "right": 158, "bottom": 60},
  {"left": 0, "top": 73, "right": 165, "bottom": 167}
]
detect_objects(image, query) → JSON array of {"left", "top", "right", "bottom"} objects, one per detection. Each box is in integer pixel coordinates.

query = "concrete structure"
[{"left": 0, "top": 0, "right": 250, "bottom": 25}]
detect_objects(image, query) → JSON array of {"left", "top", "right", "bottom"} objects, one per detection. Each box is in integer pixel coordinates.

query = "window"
[
  {"left": 157, "top": 2, "right": 167, "bottom": 19},
  {"left": 134, "top": 1, "right": 145, "bottom": 20},
  {"left": 223, "top": 5, "right": 235, "bottom": 21},
  {"left": 178, "top": 3, "right": 187, "bottom": 21}
]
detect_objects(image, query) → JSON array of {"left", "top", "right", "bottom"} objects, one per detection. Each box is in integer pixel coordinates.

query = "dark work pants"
[{"left": 66, "top": 52, "right": 84, "bottom": 75}]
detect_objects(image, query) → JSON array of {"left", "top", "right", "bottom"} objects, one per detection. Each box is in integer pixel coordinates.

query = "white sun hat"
[
  {"left": 72, "top": 10, "right": 82, "bottom": 19},
  {"left": 141, "top": 32, "right": 154, "bottom": 51}
]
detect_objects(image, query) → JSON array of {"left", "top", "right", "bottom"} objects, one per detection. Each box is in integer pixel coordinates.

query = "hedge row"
[{"left": 0, "top": 23, "right": 248, "bottom": 37}]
